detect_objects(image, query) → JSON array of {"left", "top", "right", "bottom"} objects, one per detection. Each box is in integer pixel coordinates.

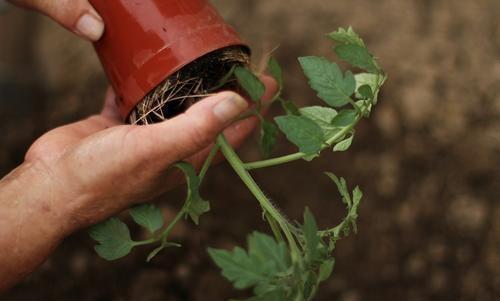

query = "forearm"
[{"left": 0, "top": 162, "right": 73, "bottom": 291}]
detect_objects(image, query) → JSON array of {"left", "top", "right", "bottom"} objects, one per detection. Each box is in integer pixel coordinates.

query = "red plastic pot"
[{"left": 89, "top": 0, "right": 247, "bottom": 119}]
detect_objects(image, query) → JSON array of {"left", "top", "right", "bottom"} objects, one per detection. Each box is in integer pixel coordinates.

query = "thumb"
[
  {"left": 9, "top": 0, "right": 104, "bottom": 41},
  {"left": 131, "top": 91, "right": 249, "bottom": 166}
]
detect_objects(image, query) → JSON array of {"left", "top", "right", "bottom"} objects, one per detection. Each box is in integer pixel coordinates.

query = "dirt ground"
[{"left": 1, "top": 0, "right": 499, "bottom": 300}]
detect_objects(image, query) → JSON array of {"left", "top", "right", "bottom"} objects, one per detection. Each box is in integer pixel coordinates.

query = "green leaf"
[
  {"left": 209, "top": 232, "right": 291, "bottom": 294},
  {"left": 302, "top": 208, "right": 321, "bottom": 262},
  {"left": 235, "top": 66, "right": 265, "bottom": 102},
  {"left": 279, "top": 99, "right": 301, "bottom": 116},
  {"left": 260, "top": 120, "right": 279, "bottom": 158},
  {"left": 355, "top": 73, "right": 381, "bottom": 92},
  {"left": 303, "top": 272, "right": 318, "bottom": 300},
  {"left": 247, "top": 232, "right": 289, "bottom": 272},
  {"left": 333, "top": 135, "right": 354, "bottom": 152},
  {"left": 299, "top": 106, "right": 339, "bottom": 138},
  {"left": 303, "top": 153, "right": 320, "bottom": 162},
  {"left": 208, "top": 247, "right": 266, "bottom": 289},
  {"left": 331, "top": 109, "right": 357, "bottom": 127},
  {"left": 129, "top": 204, "right": 164, "bottom": 233},
  {"left": 275, "top": 115, "right": 325, "bottom": 154},
  {"left": 335, "top": 44, "right": 379, "bottom": 73},
  {"left": 175, "top": 162, "right": 210, "bottom": 225},
  {"left": 318, "top": 259, "right": 335, "bottom": 282},
  {"left": 328, "top": 26, "right": 365, "bottom": 47},
  {"left": 298, "top": 56, "right": 356, "bottom": 107},
  {"left": 351, "top": 186, "right": 363, "bottom": 234},
  {"left": 325, "top": 173, "right": 351, "bottom": 206},
  {"left": 89, "top": 218, "right": 135, "bottom": 261},
  {"left": 358, "top": 84, "right": 373, "bottom": 99},
  {"left": 324, "top": 173, "right": 362, "bottom": 238},
  {"left": 267, "top": 57, "right": 283, "bottom": 89}
]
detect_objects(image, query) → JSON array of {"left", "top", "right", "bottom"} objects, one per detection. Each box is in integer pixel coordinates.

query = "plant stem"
[
  {"left": 199, "top": 144, "right": 219, "bottom": 182},
  {"left": 216, "top": 135, "right": 302, "bottom": 264},
  {"left": 161, "top": 207, "right": 185, "bottom": 243},
  {"left": 266, "top": 213, "right": 285, "bottom": 242},
  {"left": 243, "top": 120, "right": 360, "bottom": 170},
  {"left": 133, "top": 238, "right": 157, "bottom": 247}
]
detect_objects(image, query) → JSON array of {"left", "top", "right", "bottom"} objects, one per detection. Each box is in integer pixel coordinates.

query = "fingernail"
[
  {"left": 75, "top": 13, "right": 104, "bottom": 41},
  {"left": 212, "top": 93, "right": 248, "bottom": 123}
]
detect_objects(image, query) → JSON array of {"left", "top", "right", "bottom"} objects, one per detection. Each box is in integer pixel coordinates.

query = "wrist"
[
  {"left": 0, "top": 161, "right": 76, "bottom": 288},
  {"left": 2, "top": 161, "right": 75, "bottom": 239}
]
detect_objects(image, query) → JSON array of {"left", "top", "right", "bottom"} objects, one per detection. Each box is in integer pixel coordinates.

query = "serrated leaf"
[
  {"left": 358, "top": 84, "right": 373, "bottom": 99},
  {"left": 318, "top": 259, "right": 335, "bottom": 282},
  {"left": 235, "top": 66, "right": 265, "bottom": 102},
  {"left": 209, "top": 247, "right": 266, "bottom": 289},
  {"left": 260, "top": 120, "right": 279, "bottom": 158},
  {"left": 332, "top": 109, "right": 357, "bottom": 127},
  {"left": 300, "top": 106, "right": 338, "bottom": 125},
  {"left": 298, "top": 56, "right": 356, "bottom": 107},
  {"left": 209, "top": 232, "right": 291, "bottom": 295},
  {"left": 275, "top": 115, "right": 325, "bottom": 154},
  {"left": 247, "top": 232, "right": 289, "bottom": 272},
  {"left": 299, "top": 106, "right": 339, "bottom": 138},
  {"left": 175, "top": 162, "right": 210, "bottom": 225},
  {"left": 325, "top": 173, "right": 351, "bottom": 206},
  {"left": 351, "top": 186, "right": 363, "bottom": 234},
  {"left": 129, "top": 204, "right": 164, "bottom": 233},
  {"left": 267, "top": 57, "right": 283, "bottom": 89},
  {"left": 89, "top": 218, "right": 135, "bottom": 261},
  {"left": 302, "top": 208, "right": 321, "bottom": 262},
  {"left": 335, "top": 44, "right": 379, "bottom": 73},
  {"left": 333, "top": 135, "right": 354, "bottom": 152},
  {"left": 328, "top": 26, "right": 365, "bottom": 47},
  {"left": 324, "top": 173, "right": 362, "bottom": 238}
]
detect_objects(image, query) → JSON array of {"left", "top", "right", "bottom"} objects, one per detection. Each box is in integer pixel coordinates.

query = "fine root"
[{"left": 128, "top": 46, "right": 250, "bottom": 125}]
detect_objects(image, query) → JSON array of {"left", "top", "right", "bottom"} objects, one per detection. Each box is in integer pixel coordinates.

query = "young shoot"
[{"left": 89, "top": 26, "right": 386, "bottom": 301}]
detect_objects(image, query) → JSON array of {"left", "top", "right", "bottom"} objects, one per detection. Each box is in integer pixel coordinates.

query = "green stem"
[
  {"left": 199, "top": 144, "right": 219, "bottom": 183},
  {"left": 266, "top": 213, "right": 284, "bottom": 242},
  {"left": 133, "top": 238, "right": 157, "bottom": 247},
  {"left": 161, "top": 208, "right": 186, "bottom": 243},
  {"left": 243, "top": 120, "right": 360, "bottom": 170},
  {"left": 217, "top": 135, "right": 302, "bottom": 264}
]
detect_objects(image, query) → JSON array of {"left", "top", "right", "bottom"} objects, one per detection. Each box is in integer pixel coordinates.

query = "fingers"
[
  {"left": 191, "top": 75, "right": 279, "bottom": 164},
  {"left": 160, "top": 75, "right": 278, "bottom": 189},
  {"left": 100, "top": 87, "right": 122, "bottom": 122},
  {"left": 131, "top": 91, "right": 249, "bottom": 167},
  {"left": 9, "top": 0, "right": 104, "bottom": 41}
]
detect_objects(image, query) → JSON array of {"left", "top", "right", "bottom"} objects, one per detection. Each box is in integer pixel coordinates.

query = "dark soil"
[
  {"left": 129, "top": 46, "right": 249, "bottom": 124},
  {"left": 1, "top": 0, "right": 499, "bottom": 300}
]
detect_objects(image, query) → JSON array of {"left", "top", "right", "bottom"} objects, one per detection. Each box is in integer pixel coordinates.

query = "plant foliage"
[{"left": 89, "top": 26, "right": 386, "bottom": 300}]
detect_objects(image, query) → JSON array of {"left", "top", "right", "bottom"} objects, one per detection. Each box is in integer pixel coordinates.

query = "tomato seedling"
[{"left": 89, "top": 27, "right": 386, "bottom": 301}]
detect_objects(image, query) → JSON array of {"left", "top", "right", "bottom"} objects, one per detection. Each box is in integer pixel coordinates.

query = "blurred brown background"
[{"left": 1, "top": 0, "right": 499, "bottom": 300}]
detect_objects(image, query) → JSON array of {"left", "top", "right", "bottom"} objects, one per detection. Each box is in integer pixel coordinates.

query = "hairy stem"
[{"left": 216, "top": 135, "right": 302, "bottom": 264}]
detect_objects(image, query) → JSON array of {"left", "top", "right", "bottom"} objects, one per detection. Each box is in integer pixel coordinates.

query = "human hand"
[
  {"left": 25, "top": 77, "right": 277, "bottom": 232},
  {"left": 7, "top": 0, "right": 104, "bottom": 41}
]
